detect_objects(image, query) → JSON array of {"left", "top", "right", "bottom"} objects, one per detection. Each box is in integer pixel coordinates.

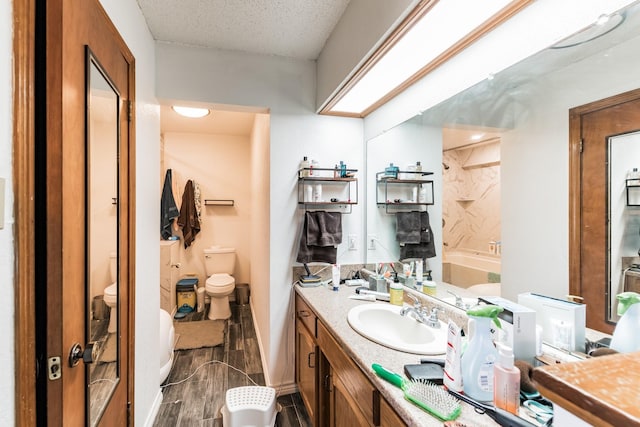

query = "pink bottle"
[{"left": 493, "top": 343, "right": 520, "bottom": 415}]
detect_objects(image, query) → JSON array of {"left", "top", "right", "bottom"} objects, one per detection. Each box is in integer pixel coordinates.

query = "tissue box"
[
  {"left": 517, "top": 293, "right": 585, "bottom": 353},
  {"left": 479, "top": 296, "right": 537, "bottom": 362}
]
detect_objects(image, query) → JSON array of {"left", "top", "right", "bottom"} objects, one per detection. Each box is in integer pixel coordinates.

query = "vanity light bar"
[{"left": 322, "top": 0, "right": 530, "bottom": 117}]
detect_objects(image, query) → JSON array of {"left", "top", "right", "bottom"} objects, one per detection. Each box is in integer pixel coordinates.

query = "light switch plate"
[
  {"left": 0, "top": 178, "right": 4, "bottom": 230},
  {"left": 348, "top": 234, "right": 357, "bottom": 251}
]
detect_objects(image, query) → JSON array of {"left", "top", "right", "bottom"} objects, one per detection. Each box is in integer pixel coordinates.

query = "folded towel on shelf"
[
  {"left": 297, "top": 211, "right": 341, "bottom": 264},
  {"left": 399, "top": 211, "right": 436, "bottom": 260},
  {"left": 307, "top": 211, "right": 343, "bottom": 246},
  {"left": 395, "top": 211, "right": 421, "bottom": 244}
]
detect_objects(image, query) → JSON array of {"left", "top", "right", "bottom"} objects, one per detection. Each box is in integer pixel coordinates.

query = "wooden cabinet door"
[
  {"left": 296, "top": 319, "right": 318, "bottom": 425},
  {"left": 380, "top": 397, "right": 406, "bottom": 426},
  {"left": 330, "top": 371, "right": 371, "bottom": 427}
]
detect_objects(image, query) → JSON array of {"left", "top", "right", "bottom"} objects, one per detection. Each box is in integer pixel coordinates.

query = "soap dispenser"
[
  {"left": 610, "top": 291, "right": 640, "bottom": 353},
  {"left": 461, "top": 305, "right": 503, "bottom": 402},
  {"left": 422, "top": 270, "right": 436, "bottom": 296}
]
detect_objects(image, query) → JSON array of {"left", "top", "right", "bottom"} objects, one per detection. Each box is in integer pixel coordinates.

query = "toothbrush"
[{"left": 372, "top": 364, "right": 461, "bottom": 421}]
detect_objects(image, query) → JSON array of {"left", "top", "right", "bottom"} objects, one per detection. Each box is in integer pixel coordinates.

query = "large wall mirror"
[
  {"left": 86, "top": 50, "right": 120, "bottom": 426},
  {"left": 609, "top": 131, "right": 640, "bottom": 323},
  {"left": 365, "top": 1, "right": 640, "bottom": 337}
]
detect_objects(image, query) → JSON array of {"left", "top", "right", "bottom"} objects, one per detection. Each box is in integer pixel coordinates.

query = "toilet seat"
[
  {"left": 205, "top": 273, "right": 235, "bottom": 290},
  {"left": 104, "top": 283, "right": 117, "bottom": 305}
]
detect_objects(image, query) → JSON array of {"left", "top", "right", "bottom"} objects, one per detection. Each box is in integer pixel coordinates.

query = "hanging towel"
[
  {"left": 178, "top": 180, "right": 201, "bottom": 248},
  {"left": 395, "top": 211, "right": 421, "bottom": 244},
  {"left": 399, "top": 211, "right": 436, "bottom": 260},
  {"left": 296, "top": 211, "right": 341, "bottom": 264},
  {"left": 306, "top": 211, "right": 342, "bottom": 246},
  {"left": 160, "top": 169, "right": 180, "bottom": 240}
]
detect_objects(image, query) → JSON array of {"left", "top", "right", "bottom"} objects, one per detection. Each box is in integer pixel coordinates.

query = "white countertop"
[{"left": 296, "top": 284, "right": 500, "bottom": 427}]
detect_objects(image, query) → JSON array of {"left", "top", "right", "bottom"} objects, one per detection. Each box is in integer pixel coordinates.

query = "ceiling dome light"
[{"left": 172, "top": 106, "right": 210, "bottom": 118}]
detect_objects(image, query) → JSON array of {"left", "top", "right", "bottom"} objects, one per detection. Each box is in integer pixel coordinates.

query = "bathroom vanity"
[{"left": 295, "top": 285, "right": 499, "bottom": 426}]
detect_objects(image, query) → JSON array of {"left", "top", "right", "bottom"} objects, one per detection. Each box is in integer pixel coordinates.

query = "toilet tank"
[
  {"left": 109, "top": 252, "right": 117, "bottom": 283},
  {"left": 204, "top": 246, "right": 236, "bottom": 275}
]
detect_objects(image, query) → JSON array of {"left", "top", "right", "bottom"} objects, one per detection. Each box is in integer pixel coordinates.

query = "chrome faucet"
[
  {"left": 447, "top": 290, "right": 465, "bottom": 309},
  {"left": 424, "top": 307, "right": 442, "bottom": 329},
  {"left": 400, "top": 293, "right": 428, "bottom": 323}
]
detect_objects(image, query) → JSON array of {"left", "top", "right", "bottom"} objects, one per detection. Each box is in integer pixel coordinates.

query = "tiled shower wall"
[{"left": 443, "top": 141, "right": 501, "bottom": 253}]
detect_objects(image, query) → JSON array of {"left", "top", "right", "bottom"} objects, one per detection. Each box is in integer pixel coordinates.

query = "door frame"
[
  {"left": 569, "top": 87, "right": 640, "bottom": 334},
  {"left": 12, "top": 1, "right": 136, "bottom": 424}
]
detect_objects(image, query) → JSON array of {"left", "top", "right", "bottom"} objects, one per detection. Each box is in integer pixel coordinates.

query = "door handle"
[
  {"left": 68, "top": 342, "right": 97, "bottom": 367},
  {"left": 307, "top": 351, "right": 315, "bottom": 368}
]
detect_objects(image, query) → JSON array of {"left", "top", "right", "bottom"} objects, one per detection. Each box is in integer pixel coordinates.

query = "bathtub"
[{"left": 442, "top": 250, "right": 501, "bottom": 288}]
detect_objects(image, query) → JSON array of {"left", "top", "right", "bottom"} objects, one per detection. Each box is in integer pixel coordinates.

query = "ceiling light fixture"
[
  {"left": 322, "top": 0, "right": 634, "bottom": 118},
  {"left": 323, "top": 0, "right": 527, "bottom": 116},
  {"left": 172, "top": 106, "right": 210, "bottom": 118}
]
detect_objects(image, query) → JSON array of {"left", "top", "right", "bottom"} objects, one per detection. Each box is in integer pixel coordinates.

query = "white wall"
[
  {"left": 98, "top": 1, "right": 162, "bottom": 425},
  {"left": 249, "top": 114, "right": 271, "bottom": 381},
  {"left": 156, "top": 42, "right": 365, "bottom": 389},
  {"left": 0, "top": 1, "right": 14, "bottom": 425}
]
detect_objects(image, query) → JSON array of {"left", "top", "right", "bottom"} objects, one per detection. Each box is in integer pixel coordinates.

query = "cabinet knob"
[{"left": 297, "top": 310, "right": 310, "bottom": 318}]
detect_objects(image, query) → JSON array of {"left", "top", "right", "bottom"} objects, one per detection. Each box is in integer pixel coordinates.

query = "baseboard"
[
  {"left": 142, "top": 388, "right": 163, "bottom": 427},
  {"left": 249, "top": 300, "right": 272, "bottom": 386},
  {"left": 274, "top": 381, "right": 298, "bottom": 396}
]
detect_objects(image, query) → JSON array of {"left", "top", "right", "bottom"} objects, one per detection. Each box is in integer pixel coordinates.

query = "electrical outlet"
[
  {"left": 348, "top": 234, "right": 357, "bottom": 251},
  {"left": 367, "top": 234, "right": 377, "bottom": 250}
]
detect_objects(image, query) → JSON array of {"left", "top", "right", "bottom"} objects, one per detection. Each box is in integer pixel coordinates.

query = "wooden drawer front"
[
  {"left": 380, "top": 397, "right": 406, "bottom": 427},
  {"left": 317, "top": 321, "right": 378, "bottom": 424},
  {"left": 296, "top": 294, "right": 317, "bottom": 337}
]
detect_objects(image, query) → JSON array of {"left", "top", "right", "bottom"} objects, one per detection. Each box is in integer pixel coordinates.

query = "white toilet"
[
  {"left": 204, "top": 246, "right": 236, "bottom": 320},
  {"left": 104, "top": 252, "right": 118, "bottom": 334},
  {"left": 159, "top": 309, "right": 175, "bottom": 384}
]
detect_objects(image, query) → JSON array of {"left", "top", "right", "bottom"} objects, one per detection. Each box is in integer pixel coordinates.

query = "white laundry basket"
[{"left": 222, "top": 386, "right": 277, "bottom": 427}]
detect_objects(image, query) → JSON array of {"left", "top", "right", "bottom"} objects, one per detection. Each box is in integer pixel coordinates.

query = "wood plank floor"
[{"left": 153, "top": 302, "right": 311, "bottom": 426}]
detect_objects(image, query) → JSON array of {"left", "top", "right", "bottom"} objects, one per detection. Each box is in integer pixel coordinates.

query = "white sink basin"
[{"left": 347, "top": 304, "right": 447, "bottom": 355}]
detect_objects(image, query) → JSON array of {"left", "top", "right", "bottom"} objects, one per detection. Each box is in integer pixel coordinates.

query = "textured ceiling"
[{"left": 136, "top": 0, "right": 352, "bottom": 60}]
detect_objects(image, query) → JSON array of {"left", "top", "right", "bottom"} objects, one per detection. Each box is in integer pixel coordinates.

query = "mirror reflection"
[
  {"left": 87, "top": 53, "right": 120, "bottom": 426},
  {"left": 609, "top": 131, "right": 640, "bottom": 322},
  {"left": 365, "top": 1, "right": 640, "bottom": 334}
]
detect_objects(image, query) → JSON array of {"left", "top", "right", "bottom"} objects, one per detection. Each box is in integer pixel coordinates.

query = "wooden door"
[
  {"left": 569, "top": 88, "right": 640, "bottom": 334},
  {"left": 41, "top": 0, "right": 135, "bottom": 425}
]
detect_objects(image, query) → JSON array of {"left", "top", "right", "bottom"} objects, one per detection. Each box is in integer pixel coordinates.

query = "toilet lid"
[
  {"left": 104, "top": 283, "right": 117, "bottom": 297},
  {"left": 206, "top": 273, "right": 234, "bottom": 287}
]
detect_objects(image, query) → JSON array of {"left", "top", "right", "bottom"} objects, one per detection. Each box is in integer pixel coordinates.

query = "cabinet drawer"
[
  {"left": 295, "top": 294, "right": 317, "bottom": 337},
  {"left": 317, "top": 321, "right": 378, "bottom": 424}
]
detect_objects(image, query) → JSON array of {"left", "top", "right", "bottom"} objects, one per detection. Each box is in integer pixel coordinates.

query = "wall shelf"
[
  {"left": 626, "top": 179, "right": 640, "bottom": 206},
  {"left": 298, "top": 167, "right": 358, "bottom": 213},
  {"left": 376, "top": 170, "right": 434, "bottom": 214},
  {"left": 204, "top": 199, "right": 234, "bottom": 206}
]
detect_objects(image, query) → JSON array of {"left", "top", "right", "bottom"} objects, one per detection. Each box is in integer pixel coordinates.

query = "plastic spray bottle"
[
  {"left": 461, "top": 305, "right": 503, "bottom": 402},
  {"left": 493, "top": 343, "right": 520, "bottom": 415},
  {"left": 610, "top": 292, "right": 640, "bottom": 353}
]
